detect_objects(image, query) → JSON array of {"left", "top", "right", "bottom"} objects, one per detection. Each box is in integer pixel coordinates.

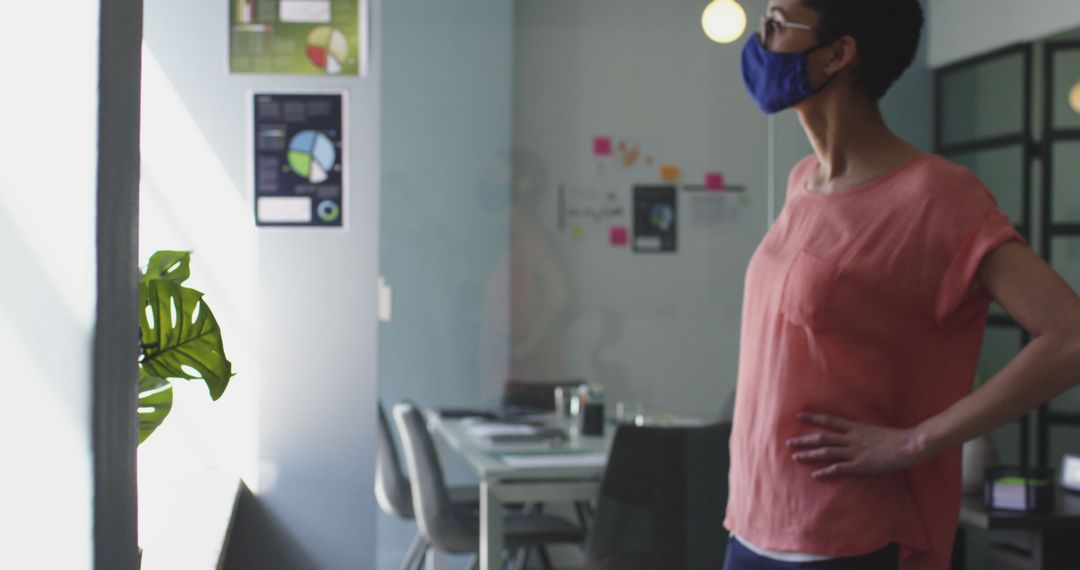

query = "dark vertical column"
[{"left": 93, "top": 0, "right": 143, "bottom": 568}]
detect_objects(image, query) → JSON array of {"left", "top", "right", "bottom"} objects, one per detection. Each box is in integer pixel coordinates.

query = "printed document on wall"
[
  {"left": 252, "top": 92, "right": 346, "bottom": 228},
  {"left": 230, "top": 0, "right": 368, "bottom": 75}
]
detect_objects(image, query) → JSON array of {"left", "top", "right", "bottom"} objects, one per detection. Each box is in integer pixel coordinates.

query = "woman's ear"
[{"left": 824, "top": 35, "right": 859, "bottom": 76}]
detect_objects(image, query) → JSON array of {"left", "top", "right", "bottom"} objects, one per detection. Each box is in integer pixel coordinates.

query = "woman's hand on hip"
[{"left": 786, "top": 412, "right": 929, "bottom": 479}]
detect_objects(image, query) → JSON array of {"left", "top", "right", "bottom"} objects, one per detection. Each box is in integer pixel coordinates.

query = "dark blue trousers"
[{"left": 723, "top": 535, "right": 900, "bottom": 570}]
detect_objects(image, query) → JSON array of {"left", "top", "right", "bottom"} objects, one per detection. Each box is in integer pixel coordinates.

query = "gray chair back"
[
  {"left": 585, "top": 422, "right": 732, "bottom": 569},
  {"left": 393, "top": 403, "right": 469, "bottom": 551},
  {"left": 375, "top": 402, "right": 413, "bottom": 519}
]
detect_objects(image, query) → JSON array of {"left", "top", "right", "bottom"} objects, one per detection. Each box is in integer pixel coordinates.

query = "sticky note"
[
  {"left": 571, "top": 225, "right": 585, "bottom": 240},
  {"left": 660, "top": 164, "right": 680, "bottom": 182},
  {"left": 593, "top": 136, "right": 612, "bottom": 156},
  {"left": 705, "top": 172, "right": 725, "bottom": 191},
  {"left": 609, "top": 226, "right": 628, "bottom": 247}
]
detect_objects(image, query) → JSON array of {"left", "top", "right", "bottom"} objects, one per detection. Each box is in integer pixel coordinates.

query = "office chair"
[
  {"left": 375, "top": 402, "right": 479, "bottom": 570},
  {"left": 585, "top": 422, "right": 732, "bottom": 570},
  {"left": 393, "top": 402, "right": 584, "bottom": 570}
]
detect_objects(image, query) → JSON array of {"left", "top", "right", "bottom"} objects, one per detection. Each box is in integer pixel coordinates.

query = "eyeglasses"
[{"left": 758, "top": 12, "right": 819, "bottom": 45}]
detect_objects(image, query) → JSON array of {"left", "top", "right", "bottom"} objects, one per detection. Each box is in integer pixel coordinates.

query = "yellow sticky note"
[{"left": 571, "top": 225, "right": 584, "bottom": 240}]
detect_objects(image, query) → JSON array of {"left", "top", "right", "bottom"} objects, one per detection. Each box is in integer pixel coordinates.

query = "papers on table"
[
  {"left": 633, "top": 415, "right": 705, "bottom": 428},
  {"left": 498, "top": 452, "right": 608, "bottom": 469},
  {"left": 464, "top": 422, "right": 539, "bottom": 439}
]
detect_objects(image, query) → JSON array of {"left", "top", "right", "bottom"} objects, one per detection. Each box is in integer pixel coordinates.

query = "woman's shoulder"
[
  {"left": 785, "top": 154, "right": 819, "bottom": 196},
  {"left": 910, "top": 153, "right": 978, "bottom": 183},
  {"left": 904, "top": 153, "right": 997, "bottom": 207}
]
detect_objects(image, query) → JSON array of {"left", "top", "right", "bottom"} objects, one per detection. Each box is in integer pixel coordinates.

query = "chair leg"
[
  {"left": 536, "top": 546, "right": 554, "bottom": 570},
  {"left": 574, "top": 501, "right": 590, "bottom": 532},
  {"left": 401, "top": 533, "right": 426, "bottom": 570},
  {"left": 512, "top": 547, "right": 529, "bottom": 570},
  {"left": 413, "top": 546, "right": 427, "bottom": 570}
]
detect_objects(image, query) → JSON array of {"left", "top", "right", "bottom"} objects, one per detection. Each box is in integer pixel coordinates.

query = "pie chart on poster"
[
  {"left": 650, "top": 203, "right": 674, "bottom": 231},
  {"left": 287, "top": 130, "right": 337, "bottom": 184},
  {"left": 306, "top": 26, "right": 349, "bottom": 74}
]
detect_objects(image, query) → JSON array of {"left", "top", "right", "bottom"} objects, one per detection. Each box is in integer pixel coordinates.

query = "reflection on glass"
[
  {"left": 949, "top": 146, "right": 1025, "bottom": 224},
  {"left": 1049, "top": 237, "right": 1080, "bottom": 418},
  {"left": 499, "top": 150, "right": 573, "bottom": 388},
  {"left": 1052, "top": 142, "right": 1080, "bottom": 224},
  {"left": 940, "top": 53, "right": 1024, "bottom": 146},
  {"left": 1052, "top": 50, "right": 1080, "bottom": 129}
]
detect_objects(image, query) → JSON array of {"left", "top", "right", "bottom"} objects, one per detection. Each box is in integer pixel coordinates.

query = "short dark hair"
[{"left": 801, "top": 0, "right": 924, "bottom": 100}]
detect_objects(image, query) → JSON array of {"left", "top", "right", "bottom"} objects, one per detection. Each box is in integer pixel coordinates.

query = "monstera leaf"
[
  {"left": 139, "top": 276, "right": 232, "bottom": 401},
  {"left": 138, "top": 369, "right": 173, "bottom": 443},
  {"left": 136, "top": 250, "right": 234, "bottom": 445},
  {"left": 141, "top": 250, "right": 191, "bottom": 284}
]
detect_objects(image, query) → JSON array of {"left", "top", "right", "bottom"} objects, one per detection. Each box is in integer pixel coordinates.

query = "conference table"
[{"left": 425, "top": 411, "right": 614, "bottom": 570}]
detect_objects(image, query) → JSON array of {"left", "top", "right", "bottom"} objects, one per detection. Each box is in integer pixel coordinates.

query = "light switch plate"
[
  {"left": 1062, "top": 453, "right": 1080, "bottom": 493},
  {"left": 377, "top": 276, "right": 393, "bottom": 323}
]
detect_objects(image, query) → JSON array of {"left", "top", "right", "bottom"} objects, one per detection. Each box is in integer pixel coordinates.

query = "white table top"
[{"left": 426, "top": 412, "right": 615, "bottom": 481}]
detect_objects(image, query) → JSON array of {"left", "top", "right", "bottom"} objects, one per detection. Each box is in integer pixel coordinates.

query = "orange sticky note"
[{"left": 660, "top": 164, "right": 680, "bottom": 182}]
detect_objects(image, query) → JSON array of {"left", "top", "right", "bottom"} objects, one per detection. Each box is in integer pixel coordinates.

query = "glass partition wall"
[
  {"left": 936, "top": 35, "right": 1080, "bottom": 481},
  {"left": 1041, "top": 40, "right": 1080, "bottom": 465},
  {"left": 935, "top": 44, "right": 1036, "bottom": 468}
]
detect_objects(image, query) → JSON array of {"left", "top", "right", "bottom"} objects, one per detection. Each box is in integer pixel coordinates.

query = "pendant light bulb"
[
  {"left": 702, "top": 0, "right": 747, "bottom": 45},
  {"left": 1070, "top": 79, "right": 1080, "bottom": 115}
]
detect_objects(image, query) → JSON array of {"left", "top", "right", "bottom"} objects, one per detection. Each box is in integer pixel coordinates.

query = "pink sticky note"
[
  {"left": 609, "top": 226, "right": 628, "bottom": 247},
  {"left": 705, "top": 172, "right": 725, "bottom": 191},
  {"left": 593, "top": 136, "right": 612, "bottom": 156}
]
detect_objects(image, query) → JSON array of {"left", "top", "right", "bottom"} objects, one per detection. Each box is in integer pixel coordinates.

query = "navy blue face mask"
[{"left": 740, "top": 33, "right": 831, "bottom": 114}]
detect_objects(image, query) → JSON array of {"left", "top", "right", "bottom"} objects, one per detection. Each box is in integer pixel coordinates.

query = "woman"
[{"left": 723, "top": 1, "right": 1080, "bottom": 569}]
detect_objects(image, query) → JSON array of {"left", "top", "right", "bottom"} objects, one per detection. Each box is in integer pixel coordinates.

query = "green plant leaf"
[
  {"left": 141, "top": 250, "right": 191, "bottom": 284},
  {"left": 138, "top": 370, "right": 173, "bottom": 444},
  {"left": 139, "top": 278, "right": 232, "bottom": 400}
]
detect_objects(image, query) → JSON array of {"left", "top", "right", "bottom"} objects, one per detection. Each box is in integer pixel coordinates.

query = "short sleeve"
[{"left": 934, "top": 211, "right": 1023, "bottom": 324}]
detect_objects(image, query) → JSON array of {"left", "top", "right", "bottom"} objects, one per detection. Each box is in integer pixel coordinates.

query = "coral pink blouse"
[{"left": 724, "top": 154, "right": 1022, "bottom": 570}]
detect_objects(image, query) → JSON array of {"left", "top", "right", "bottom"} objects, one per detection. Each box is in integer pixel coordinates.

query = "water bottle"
[{"left": 580, "top": 384, "right": 605, "bottom": 436}]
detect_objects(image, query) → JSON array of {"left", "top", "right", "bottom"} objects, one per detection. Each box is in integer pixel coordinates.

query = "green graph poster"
[{"left": 229, "top": 0, "right": 366, "bottom": 76}]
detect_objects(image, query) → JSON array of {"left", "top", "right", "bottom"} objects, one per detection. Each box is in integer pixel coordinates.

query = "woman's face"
[
  {"left": 759, "top": 0, "right": 823, "bottom": 54},
  {"left": 761, "top": 0, "right": 843, "bottom": 100}
]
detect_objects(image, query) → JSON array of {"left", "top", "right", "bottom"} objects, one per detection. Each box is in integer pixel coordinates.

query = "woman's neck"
[{"left": 796, "top": 91, "right": 919, "bottom": 194}]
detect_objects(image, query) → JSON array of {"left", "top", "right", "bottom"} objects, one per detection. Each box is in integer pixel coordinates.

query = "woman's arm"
[{"left": 789, "top": 241, "right": 1080, "bottom": 478}]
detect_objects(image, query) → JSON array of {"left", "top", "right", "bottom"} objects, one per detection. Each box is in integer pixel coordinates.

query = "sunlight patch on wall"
[{"left": 138, "top": 46, "right": 261, "bottom": 555}]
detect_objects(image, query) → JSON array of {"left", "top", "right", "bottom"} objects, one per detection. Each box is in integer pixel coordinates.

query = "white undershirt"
[{"left": 732, "top": 533, "right": 835, "bottom": 563}]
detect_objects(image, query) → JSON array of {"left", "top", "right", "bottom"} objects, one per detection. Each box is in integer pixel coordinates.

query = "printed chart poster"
[
  {"left": 230, "top": 0, "right": 364, "bottom": 75},
  {"left": 560, "top": 185, "right": 628, "bottom": 234},
  {"left": 633, "top": 185, "right": 677, "bottom": 253},
  {"left": 253, "top": 92, "right": 345, "bottom": 228}
]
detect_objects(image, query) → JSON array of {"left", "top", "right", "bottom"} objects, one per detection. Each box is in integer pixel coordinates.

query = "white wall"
[
  {"left": 929, "top": 0, "right": 1080, "bottom": 67},
  {"left": 0, "top": 2, "right": 99, "bottom": 567},
  {"left": 141, "top": 0, "right": 381, "bottom": 567}
]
